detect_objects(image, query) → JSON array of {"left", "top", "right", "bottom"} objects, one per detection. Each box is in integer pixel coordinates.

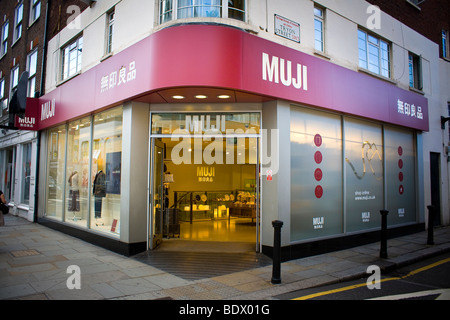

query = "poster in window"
[{"left": 106, "top": 152, "right": 121, "bottom": 194}]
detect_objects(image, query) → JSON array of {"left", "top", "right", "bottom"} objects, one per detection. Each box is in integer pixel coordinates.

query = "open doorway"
[{"left": 149, "top": 123, "right": 260, "bottom": 253}]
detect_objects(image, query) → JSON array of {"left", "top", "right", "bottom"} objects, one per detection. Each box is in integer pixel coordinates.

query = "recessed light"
[
  {"left": 172, "top": 95, "right": 185, "bottom": 99},
  {"left": 218, "top": 95, "right": 230, "bottom": 99},
  {"left": 195, "top": 95, "right": 208, "bottom": 99}
]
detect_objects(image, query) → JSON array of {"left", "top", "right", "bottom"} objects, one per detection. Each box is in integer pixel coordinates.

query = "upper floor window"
[
  {"left": 62, "top": 36, "right": 83, "bottom": 81},
  {"left": 27, "top": 49, "right": 38, "bottom": 97},
  {"left": 314, "top": 6, "right": 325, "bottom": 52},
  {"left": 106, "top": 10, "right": 115, "bottom": 54},
  {"left": 30, "top": 0, "right": 41, "bottom": 24},
  {"left": 408, "top": 52, "right": 423, "bottom": 90},
  {"left": 14, "top": 2, "right": 24, "bottom": 42},
  {"left": 0, "top": 21, "right": 8, "bottom": 56},
  {"left": 0, "top": 78, "right": 6, "bottom": 110},
  {"left": 11, "top": 66, "right": 20, "bottom": 94},
  {"left": 358, "top": 29, "right": 390, "bottom": 78},
  {"left": 159, "top": 0, "right": 245, "bottom": 24},
  {"left": 443, "top": 30, "right": 449, "bottom": 59}
]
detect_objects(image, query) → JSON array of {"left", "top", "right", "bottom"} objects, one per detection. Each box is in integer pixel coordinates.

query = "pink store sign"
[{"left": 33, "top": 24, "right": 428, "bottom": 131}]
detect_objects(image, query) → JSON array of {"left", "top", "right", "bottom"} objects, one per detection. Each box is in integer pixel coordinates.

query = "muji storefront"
[{"left": 28, "top": 24, "right": 428, "bottom": 258}]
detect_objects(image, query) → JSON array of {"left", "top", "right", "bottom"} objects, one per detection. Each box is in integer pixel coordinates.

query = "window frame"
[
  {"left": 21, "top": 143, "right": 32, "bottom": 205},
  {"left": 159, "top": 0, "right": 246, "bottom": 24},
  {"left": 30, "top": 0, "right": 41, "bottom": 24},
  {"left": 27, "top": 49, "right": 38, "bottom": 97},
  {"left": 314, "top": 6, "right": 325, "bottom": 53},
  {"left": 1, "top": 21, "right": 9, "bottom": 57},
  {"left": 0, "top": 78, "right": 7, "bottom": 111},
  {"left": 106, "top": 10, "right": 115, "bottom": 55},
  {"left": 442, "top": 30, "right": 449, "bottom": 60},
  {"left": 408, "top": 51, "right": 423, "bottom": 91},
  {"left": 358, "top": 29, "right": 391, "bottom": 79},
  {"left": 14, "top": 2, "right": 24, "bottom": 43},
  {"left": 61, "top": 35, "right": 83, "bottom": 81}
]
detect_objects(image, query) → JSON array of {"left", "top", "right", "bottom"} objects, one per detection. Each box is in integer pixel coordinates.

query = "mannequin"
[
  {"left": 93, "top": 166, "right": 106, "bottom": 222},
  {"left": 68, "top": 171, "right": 80, "bottom": 214}
]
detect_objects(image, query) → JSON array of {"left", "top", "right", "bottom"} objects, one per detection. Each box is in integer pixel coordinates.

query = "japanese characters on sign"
[
  {"left": 397, "top": 99, "right": 423, "bottom": 120},
  {"left": 100, "top": 61, "right": 137, "bottom": 94}
]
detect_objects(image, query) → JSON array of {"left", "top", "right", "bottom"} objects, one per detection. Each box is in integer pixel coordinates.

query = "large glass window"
[
  {"left": 159, "top": 0, "right": 245, "bottom": 23},
  {"left": 344, "top": 119, "right": 383, "bottom": 232},
  {"left": 358, "top": 29, "right": 390, "bottom": 78},
  {"left": 65, "top": 117, "right": 91, "bottom": 227},
  {"left": 90, "top": 107, "right": 123, "bottom": 235},
  {"left": 45, "top": 125, "right": 66, "bottom": 219},
  {"left": 290, "top": 107, "right": 343, "bottom": 241},
  {"left": 21, "top": 143, "right": 32, "bottom": 205},
  {"left": 385, "top": 127, "right": 416, "bottom": 225}
]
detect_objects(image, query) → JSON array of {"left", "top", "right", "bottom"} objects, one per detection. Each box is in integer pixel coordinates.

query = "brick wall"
[{"left": 367, "top": 0, "right": 450, "bottom": 58}]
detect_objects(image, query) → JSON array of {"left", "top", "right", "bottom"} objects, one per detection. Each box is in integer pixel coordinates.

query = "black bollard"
[
  {"left": 427, "top": 205, "right": 435, "bottom": 245},
  {"left": 271, "top": 220, "right": 283, "bottom": 284},
  {"left": 379, "top": 210, "right": 389, "bottom": 259}
]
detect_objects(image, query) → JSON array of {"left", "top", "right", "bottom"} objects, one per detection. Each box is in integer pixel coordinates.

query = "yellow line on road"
[{"left": 292, "top": 257, "right": 450, "bottom": 300}]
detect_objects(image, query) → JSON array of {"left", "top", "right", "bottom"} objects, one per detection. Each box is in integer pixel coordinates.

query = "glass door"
[{"left": 149, "top": 139, "right": 165, "bottom": 249}]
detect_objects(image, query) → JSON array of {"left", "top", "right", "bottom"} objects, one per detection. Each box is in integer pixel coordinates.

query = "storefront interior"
[{"left": 149, "top": 113, "right": 260, "bottom": 252}]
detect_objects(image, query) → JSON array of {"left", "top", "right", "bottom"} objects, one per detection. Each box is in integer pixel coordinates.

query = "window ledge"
[
  {"left": 314, "top": 50, "right": 331, "bottom": 60},
  {"left": 100, "top": 53, "right": 113, "bottom": 62},
  {"left": 357, "top": 67, "right": 397, "bottom": 85},
  {"left": 409, "top": 86, "right": 425, "bottom": 95},
  {"left": 17, "top": 204, "right": 30, "bottom": 211},
  {"left": 56, "top": 71, "right": 81, "bottom": 87}
]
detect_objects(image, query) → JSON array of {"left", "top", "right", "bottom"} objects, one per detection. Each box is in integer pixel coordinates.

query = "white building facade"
[{"left": 29, "top": 0, "right": 448, "bottom": 257}]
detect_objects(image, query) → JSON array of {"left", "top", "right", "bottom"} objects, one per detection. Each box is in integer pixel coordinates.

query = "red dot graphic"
[
  {"left": 315, "top": 185, "right": 323, "bottom": 199},
  {"left": 314, "top": 168, "right": 323, "bottom": 181},
  {"left": 314, "top": 134, "right": 322, "bottom": 147},
  {"left": 314, "top": 151, "right": 323, "bottom": 164}
]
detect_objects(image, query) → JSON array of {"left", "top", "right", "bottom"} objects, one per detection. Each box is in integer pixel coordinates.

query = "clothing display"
[
  {"left": 68, "top": 171, "right": 80, "bottom": 212},
  {"left": 93, "top": 170, "right": 106, "bottom": 218}
]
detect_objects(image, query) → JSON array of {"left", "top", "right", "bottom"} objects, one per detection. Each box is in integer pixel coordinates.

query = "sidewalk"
[{"left": 1, "top": 214, "right": 450, "bottom": 300}]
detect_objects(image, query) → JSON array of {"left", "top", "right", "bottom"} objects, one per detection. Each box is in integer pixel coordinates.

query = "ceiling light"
[
  {"left": 195, "top": 95, "right": 208, "bottom": 99},
  {"left": 218, "top": 95, "right": 230, "bottom": 99},
  {"left": 172, "top": 95, "right": 185, "bottom": 99}
]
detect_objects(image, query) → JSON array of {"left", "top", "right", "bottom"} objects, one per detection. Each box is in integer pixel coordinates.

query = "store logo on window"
[
  {"left": 313, "top": 216, "right": 324, "bottom": 229},
  {"left": 345, "top": 141, "right": 383, "bottom": 181},
  {"left": 262, "top": 52, "right": 308, "bottom": 91}
]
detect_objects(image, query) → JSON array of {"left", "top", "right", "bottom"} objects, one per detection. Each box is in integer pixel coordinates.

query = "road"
[{"left": 276, "top": 252, "right": 450, "bottom": 300}]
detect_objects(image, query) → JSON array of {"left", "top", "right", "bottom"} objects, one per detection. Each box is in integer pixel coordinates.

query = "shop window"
[
  {"left": 21, "top": 143, "right": 32, "bottom": 205},
  {"left": 344, "top": 119, "right": 384, "bottom": 232},
  {"left": 45, "top": 125, "right": 66, "bottom": 220},
  {"left": 65, "top": 117, "right": 91, "bottom": 227},
  {"left": 358, "top": 29, "right": 390, "bottom": 78},
  {"left": 0, "top": 21, "right": 8, "bottom": 57},
  {"left": 385, "top": 127, "right": 416, "bottom": 225},
  {"left": 290, "top": 107, "right": 343, "bottom": 241},
  {"left": 90, "top": 107, "right": 123, "bottom": 235},
  {"left": 61, "top": 36, "right": 83, "bottom": 81},
  {"left": 14, "top": 2, "right": 23, "bottom": 43},
  {"left": 314, "top": 6, "right": 325, "bottom": 52},
  {"left": 408, "top": 52, "right": 422, "bottom": 90},
  {"left": 159, "top": 0, "right": 245, "bottom": 24},
  {"left": 27, "top": 49, "right": 38, "bottom": 97}
]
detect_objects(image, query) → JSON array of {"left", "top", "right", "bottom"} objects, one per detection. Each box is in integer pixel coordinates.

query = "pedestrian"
[{"left": 0, "top": 190, "right": 8, "bottom": 226}]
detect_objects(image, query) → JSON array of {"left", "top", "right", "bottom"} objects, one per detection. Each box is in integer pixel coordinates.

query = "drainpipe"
[{"left": 34, "top": 0, "right": 50, "bottom": 223}]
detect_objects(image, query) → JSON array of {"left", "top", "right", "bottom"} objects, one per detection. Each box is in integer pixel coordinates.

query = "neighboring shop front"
[{"left": 30, "top": 24, "right": 428, "bottom": 257}]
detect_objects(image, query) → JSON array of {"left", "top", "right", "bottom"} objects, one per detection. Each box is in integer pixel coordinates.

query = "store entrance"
[{"left": 149, "top": 135, "right": 260, "bottom": 252}]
